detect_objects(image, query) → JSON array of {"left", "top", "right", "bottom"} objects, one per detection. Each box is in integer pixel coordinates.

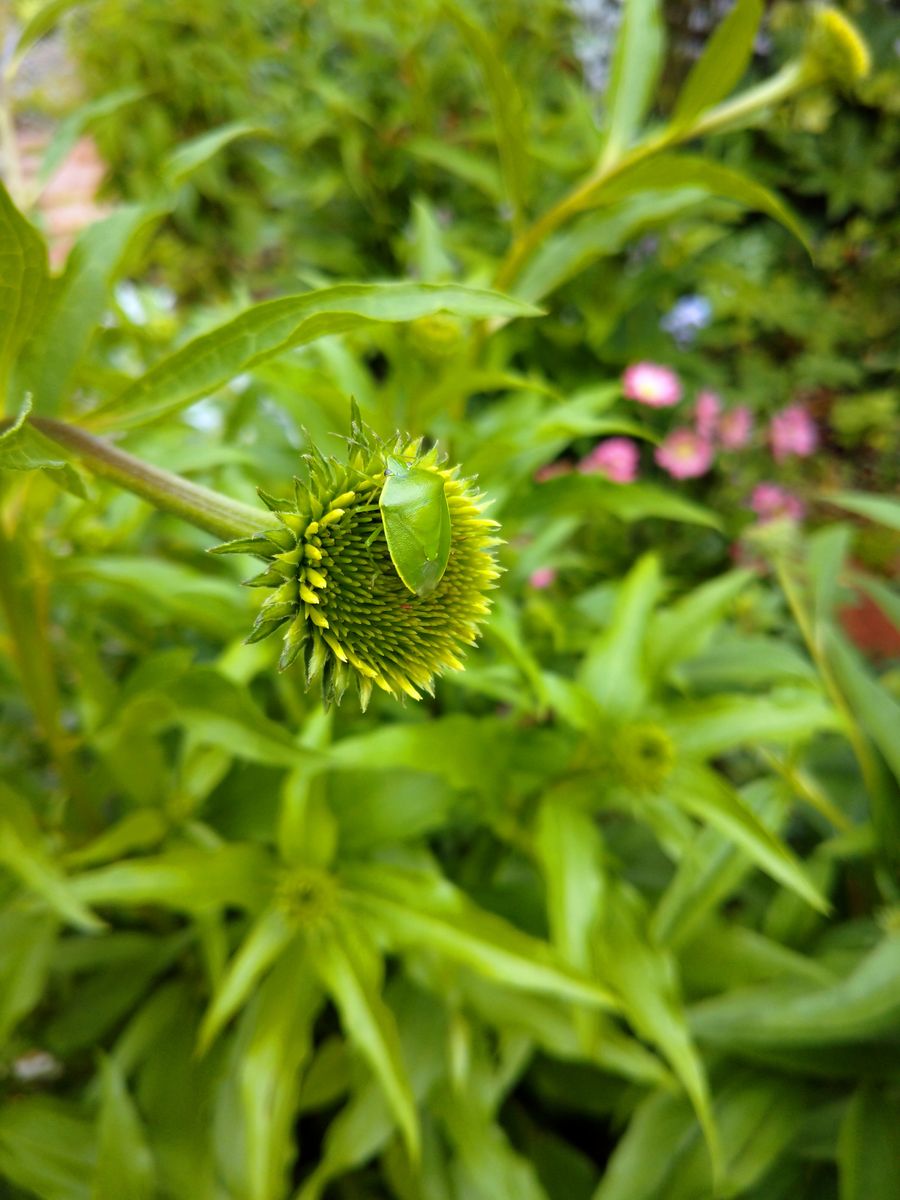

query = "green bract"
[{"left": 213, "top": 407, "right": 500, "bottom": 709}]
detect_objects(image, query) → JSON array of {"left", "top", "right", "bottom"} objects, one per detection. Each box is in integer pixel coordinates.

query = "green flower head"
[
  {"left": 213, "top": 404, "right": 501, "bottom": 709},
  {"left": 805, "top": 6, "right": 871, "bottom": 90}
]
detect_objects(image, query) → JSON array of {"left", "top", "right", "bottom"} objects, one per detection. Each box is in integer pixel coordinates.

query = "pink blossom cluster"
[
  {"left": 529, "top": 364, "right": 818, "bottom": 578},
  {"left": 18, "top": 133, "right": 109, "bottom": 268}
]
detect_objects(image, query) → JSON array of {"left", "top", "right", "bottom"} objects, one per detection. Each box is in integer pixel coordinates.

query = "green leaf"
[
  {"left": 514, "top": 189, "right": 708, "bottom": 303},
  {"left": 647, "top": 568, "right": 754, "bottom": 680},
  {"left": 214, "top": 946, "right": 320, "bottom": 1200},
  {"left": 691, "top": 933, "right": 900, "bottom": 1048},
  {"left": 63, "top": 556, "right": 241, "bottom": 638},
  {"left": 199, "top": 905, "right": 297, "bottom": 1052},
  {"left": 838, "top": 1084, "right": 900, "bottom": 1200},
  {"left": 579, "top": 553, "right": 662, "bottom": 717},
  {"left": 667, "top": 764, "right": 830, "bottom": 913},
  {"left": 0, "top": 179, "right": 49, "bottom": 400},
  {"left": 823, "top": 625, "right": 900, "bottom": 788},
  {"left": 342, "top": 864, "right": 619, "bottom": 1012},
  {"left": 652, "top": 780, "right": 787, "bottom": 949},
  {"left": 825, "top": 490, "right": 900, "bottom": 532},
  {"left": 406, "top": 136, "right": 504, "bottom": 201},
  {"left": 0, "top": 395, "right": 87, "bottom": 495},
  {"left": 593, "top": 1068, "right": 811, "bottom": 1200},
  {"left": 14, "top": 203, "right": 166, "bottom": 415},
  {"left": 666, "top": 690, "right": 838, "bottom": 755},
  {"left": 12, "top": 0, "right": 97, "bottom": 71},
  {"left": 163, "top": 121, "right": 268, "bottom": 187},
  {"left": 671, "top": 0, "right": 763, "bottom": 124},
  {"left": 63, "top": 810, "right": 168, "bottom": 870},
  {"left": 166, "top": 669, "right": 324, "bottom": 770},
  {"left": 89, "top": 282, "right": 541, "bottom": 432},
  {"left": 807, "top": 523, "right": 853, "bottom": 629},
  {"left": 311, "top": 917, "right": 420, "bottom": 1162},
  {"left": 297, "top": 982, "right": 447, "bottom": 1200},
  {"left": 92, "top": 1056, "right": 155, "bottom": 1200},
  {"left": 584, "top": 154, "right": 811, "bottom": 252},
  {"left": 0, "top": 1097, "right": 95, "bottom": 1200},
  {"left": 678, "top": 632, "right": 816, "bottom": 691},
  {"left": 71, "top": 843, "right": 272, "bottom": 914},
  {"left": 596, "top": 881, "right": 718, "bottom": 1173},
  {"left": 444, "top": 2, "right": 530, "bottom": 229},
  {"left": 520, "top": 474, "right": 721, "bottom": 529},
  {"left": 534, "top": 801, "right": 604, "bottom": 973},
  {"left": 600, "top": 0, "right": 665, "bottom": 165},
  {"left": 0, "top": 910, "right": 56, "bottom": 1045},
  {"left": 328, "top": 713, "right": 519, "bottom": 796},
  {"left": 438, "top": 1101, "right": 550, "bottom": 1200},
  {"left": 0, "top": 819, "right": 104, "bottom": 932},
  {"left": 39, "top": 87, "right": 145, "bottom": 185}
]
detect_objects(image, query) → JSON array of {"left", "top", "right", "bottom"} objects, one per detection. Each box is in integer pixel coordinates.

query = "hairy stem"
[{"left": 28, "top": 417, "right": 272, "bottom": 541}]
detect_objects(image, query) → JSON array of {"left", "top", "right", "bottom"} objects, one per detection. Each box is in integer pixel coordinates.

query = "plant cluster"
[{"left": 1, "top": 3, "right": 899, "bottom": 1200}]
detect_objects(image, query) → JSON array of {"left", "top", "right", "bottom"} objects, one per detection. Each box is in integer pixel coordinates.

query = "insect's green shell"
[
  {"left": 211, "top": 406, "right": 501, "bottom": 710},
  {"left": 379, "top": 455, "right": 452, "bottom": 597}
]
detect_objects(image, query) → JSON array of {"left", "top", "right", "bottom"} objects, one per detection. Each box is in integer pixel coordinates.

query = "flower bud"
[
  {"left": 213, "top": 405, "right": 501, "bottom": 710},
  {"left": 805, "top": 7, "right": 871, "bottom": 90}
]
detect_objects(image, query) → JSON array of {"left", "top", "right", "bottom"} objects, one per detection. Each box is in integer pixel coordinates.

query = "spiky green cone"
[{"left": 212, "top": 407, "right": 501, "bottom": 709}]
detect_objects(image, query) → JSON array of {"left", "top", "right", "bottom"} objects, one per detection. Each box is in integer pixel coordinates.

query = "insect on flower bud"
[{"left": 212, "top": 403, "right": 501, "bottom": 710}]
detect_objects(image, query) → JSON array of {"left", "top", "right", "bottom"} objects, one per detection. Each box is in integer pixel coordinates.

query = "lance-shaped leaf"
[
  {"left": 213, "top": 946, "right": 321, "bottom": 1200},
  {"left": 579, "top": 552, "right": 663, "bottom": 717},
  {"left": 581, "top": 154, "right": 811, "bottom": 252},
  {"left": 599, "top": 0, "right": 665, "bottom": 165},
  {"left": 70, "top": 843, "right": 272, "bottom": 915},
  {"left": 0, "top": 180, "right": 49, "bottom": 399},
  {"left": 690, "top": 933, "right": 900, "bottom": 1048},
  {"left": 0, "top": 820, "right": 104, "bottom": 933},
  {"left": 671, "top": 0, "right": 763, "bottom": 125},
  {"left": 310, "top": 916, "right": 420, "bottom": 1162},
  {"left": 341, "top": 863, "right": 619, "bottom": 1011},
  {"left": 666, "top": 763, "right": 829, "bottom": 913},
  {"left": 595, "top": 880, "right": 719, "bottom": 1174},
  {"left": 0, "top": 395, "right": 86, "bottom": 495},
  {"left": 88, "top": 283, "right": 541, "bottom": 432},
  {"left": 13, "top": 203, "right": 166, "bottom": 415},
  {"left": 198, "top": 905, "right": 298, "bottom": 1052},
  {"left": 443, "top": 2, "right": 530, "bottom": 229},
  {"left": 93, "top": 1055, "right": 156, "bottom": 1200},
  {"left": 163, "top": 121, "right": 268, "bottom": 187},
  {"left": 839, "top": 1083, "right": 900, "bottom": 1200}
]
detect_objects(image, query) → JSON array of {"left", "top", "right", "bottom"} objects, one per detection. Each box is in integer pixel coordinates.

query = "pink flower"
[
  {"left": 535, "top": 461, "right": 572, "bottom": 483},
  {"left": 694, "top": 390, "right": 721, "bottom": 439},
  {"left": 577, "top": 437, "right": 639, "bottom": 484},
  {"left": 654, "top": 429, "right": 714, "bottom": 479},
  {"left": 769, "top": 405, "right": 819, "bottom": 461},
  {"left": 749, "top": 483, "right": 806, "bottom": 522},
  {"left": 719, "top": 405, "right": 753, "bottom": 449},
  {"left": 622, "top": 362, "right": 682, "bottom": 408},
  {"left": 529, "top": 567, "right": 557, "bottom": 590}
]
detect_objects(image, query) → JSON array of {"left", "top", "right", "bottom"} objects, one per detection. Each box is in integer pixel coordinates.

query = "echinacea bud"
[
  {"left": 408, "top": 314, "right": 466, "bottom": 361},
  {"left": 804, "top": 7, "right": 871, "bottom": 90},
  {"left": 212, "top": 405, "right": 501, "bottom": 710}
]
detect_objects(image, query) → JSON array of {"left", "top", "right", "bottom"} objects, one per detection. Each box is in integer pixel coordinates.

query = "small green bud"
[
  {"left": 805, "top": 6, "right": 871, "bottom": 90},
  {"left": 408, "top": 314, "right": 466, "bottom": 361}
]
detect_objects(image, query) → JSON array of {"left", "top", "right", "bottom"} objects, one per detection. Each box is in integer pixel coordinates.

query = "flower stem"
[
  {"left": 492, "top": 60, "right": 815, "bottom": 293},
  {"left": 30, "top": 418, "right": 272, "bottom": 541}
]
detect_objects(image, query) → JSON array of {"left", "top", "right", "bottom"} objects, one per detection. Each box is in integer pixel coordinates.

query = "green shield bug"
[{"left": 379, "top": 455, "right": 451, "bottom": 597}]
